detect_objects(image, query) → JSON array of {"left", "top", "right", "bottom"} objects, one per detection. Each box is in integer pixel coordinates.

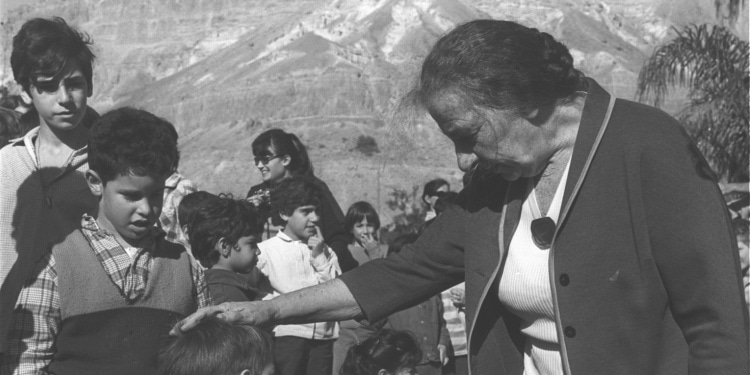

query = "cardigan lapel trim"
[{"left": 549, "top": 78, "right": 616, "bottom": 375}]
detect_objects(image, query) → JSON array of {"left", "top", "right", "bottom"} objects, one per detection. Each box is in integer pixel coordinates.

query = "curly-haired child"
[{"left": 340, "top": 329, "right": 422, "bottom": 375}]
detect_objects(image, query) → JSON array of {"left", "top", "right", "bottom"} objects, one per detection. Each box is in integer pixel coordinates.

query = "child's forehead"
[{"left": 293, "top": 204, "right": 317, "bottom": 212}]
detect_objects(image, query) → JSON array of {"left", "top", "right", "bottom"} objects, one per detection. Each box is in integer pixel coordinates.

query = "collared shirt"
[
  {"left": 257, "top": 231, "right": 340, "bottom": 339},
  {"left": 159, "top": 172, "right": 198, "bottom": 248},
  {"left": 2, "top": 215, "right": 210, "bottom": 375},
  {"left": 0, "top": 123, "right": 97, "bottom": 353}
]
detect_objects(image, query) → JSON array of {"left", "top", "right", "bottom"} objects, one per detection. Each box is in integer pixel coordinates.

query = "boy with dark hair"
[
  {"left": 2, "top": 107, "right": 211, "bottom": 375},
  {"left": 190, "top": 194, "right": 267, "bottom": 303},
  {"left": 257, "top": 176, "right": 340, "bottom": 375},
  {"left": 159, "top": 317, "right": 274, "bottom": 375},
  {"left": 0, "top": 16, "right": 99, "bottom": 356}
]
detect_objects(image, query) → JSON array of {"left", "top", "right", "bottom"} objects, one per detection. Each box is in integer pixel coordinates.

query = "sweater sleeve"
[{"left": 640, "top": 126, "right": 749, "bottom": 374}]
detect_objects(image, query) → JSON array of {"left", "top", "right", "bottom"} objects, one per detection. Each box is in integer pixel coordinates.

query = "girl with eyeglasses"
[
  {"left": 340, "top": 329, "right": 422, "bottom": 375},
  {"left": 246, "top": 128, "right": 358, "bottom": 272}
]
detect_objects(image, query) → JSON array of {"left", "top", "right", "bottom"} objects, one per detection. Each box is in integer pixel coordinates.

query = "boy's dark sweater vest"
[{"left": 48, "top": 229, "right": 198, "bottom": 375}]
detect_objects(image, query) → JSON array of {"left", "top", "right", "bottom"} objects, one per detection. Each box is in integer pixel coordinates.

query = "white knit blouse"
[{"left": 497, "top": 161, "right": 570, "bottom": 375}]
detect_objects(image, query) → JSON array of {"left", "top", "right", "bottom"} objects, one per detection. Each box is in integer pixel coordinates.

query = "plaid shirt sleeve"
[
  {"left": 2, "top": 253, "right": 60, "bottom": 375},
  {"left": 191, "top": 258, "right": 212, "bottom": 308}
]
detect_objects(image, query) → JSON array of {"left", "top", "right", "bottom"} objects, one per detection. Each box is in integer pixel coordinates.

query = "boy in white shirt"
[{"left": 257, "top": 176, "right": 340, "bottom": 375}]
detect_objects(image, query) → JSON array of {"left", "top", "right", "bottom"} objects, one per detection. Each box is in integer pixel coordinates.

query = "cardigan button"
[
  {"left": 564, "top": 326, "right": 576, "bottom": 338},
  {"left": 559, "top": 273, "right": 570, "bottom": 286}
]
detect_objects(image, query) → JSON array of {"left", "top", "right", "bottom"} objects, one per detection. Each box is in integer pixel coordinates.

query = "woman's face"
[
  {"left": 255, "top": 149, "right": 291, "bottom": 183},
  {"left": 426, "top": 91, "right": 552, "bottom": 181},
  {"left": 351, "top": 217, "right": 377, "bottom": 244}
]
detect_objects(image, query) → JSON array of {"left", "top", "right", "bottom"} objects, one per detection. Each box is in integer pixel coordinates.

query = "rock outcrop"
[{"left": 1, "top": 0, "right": 743, "bottom": 225}]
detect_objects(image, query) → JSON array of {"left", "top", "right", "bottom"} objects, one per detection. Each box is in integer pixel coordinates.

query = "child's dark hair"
[
  {"left": 345, "top": 201, "right": 381, "bottom": 234},
  {"left": 11, "top": 17, "right": 95, "bottom": 94},
  {"left": 422, "top": 178, "right": 449, "bottom": 205},
  {"left": 252, "top": 129, "right": 313, "bottom": 177},
  {"left": 159, "top": 317, "right": 273, "bottom": 375},
  {"left": 340, "top": 329, "right": 422, "bottom": 375},
  {"left": 387, "top": 233, "right": 419, "bottom": 256},
  {"left": 88, "top": 107, "right": 179, "bottom": 183},
  {"left": 189, "top": 194, "right": 263, "bottom": 268},
  {"left": 178, "top": 191, "right": 218, "bottom": 232},
  {"left": 269, "top": 176, "right": 321, "bottom": 218}
]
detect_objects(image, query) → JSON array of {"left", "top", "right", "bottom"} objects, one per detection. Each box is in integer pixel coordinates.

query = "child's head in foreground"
[
  {"left": 340, "top": 329, "right": 422, "bottom": 375},
  {"left": 86, "top": 107, "right": 178, "bottom": 246},
  {"left": 189, "top": 194, "right": 264, "bottom": 273},
  {"left": 12, "top": 17, "right": 95, "bottom": 131},
  {"left": 159, "top": 317, "right": 274, "bottom": 375},
  {"left": 270, "top": 176, "right": 322, "bottom": 242}
]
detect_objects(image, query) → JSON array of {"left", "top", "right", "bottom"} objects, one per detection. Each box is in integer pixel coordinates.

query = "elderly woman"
[{"left": 174, "top": 20, "right": 749, "bottom": 374}]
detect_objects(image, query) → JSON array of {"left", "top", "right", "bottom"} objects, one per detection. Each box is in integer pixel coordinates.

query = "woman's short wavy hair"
[{"left": 416, "top": 19, "right": 584, "bottom": 116}]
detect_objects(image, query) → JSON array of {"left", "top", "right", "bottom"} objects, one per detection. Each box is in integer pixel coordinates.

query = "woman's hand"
[
  {"left": 247, "top": 189, "right": 270, "bottom": 207},
  {"left": 170, "top": 301, "right": 277, "bottom": 335}
]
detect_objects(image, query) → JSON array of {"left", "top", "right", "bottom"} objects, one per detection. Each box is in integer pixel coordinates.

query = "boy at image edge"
[{"left": 2, "top": 107, "right": 211, "bottom": 375}]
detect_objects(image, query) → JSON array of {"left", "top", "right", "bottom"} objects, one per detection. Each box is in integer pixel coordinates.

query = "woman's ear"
[
  {"left": 281, "top": 154, "right": 292, "bottom": 168},
  {"left": 85, "top": 170, "right": 104, "bottom": 197},
  {"left": 20, "top": 90, "right": 33, "bottom": 106}
]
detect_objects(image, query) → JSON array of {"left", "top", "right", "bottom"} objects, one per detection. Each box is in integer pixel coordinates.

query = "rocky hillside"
[{"left": 1, "top": 0, "right": 744, "bottom": 225}]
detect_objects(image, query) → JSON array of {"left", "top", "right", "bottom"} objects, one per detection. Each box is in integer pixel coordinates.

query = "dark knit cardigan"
[{"left": 341, "top": 78, "right": 749, "bottom": 375}]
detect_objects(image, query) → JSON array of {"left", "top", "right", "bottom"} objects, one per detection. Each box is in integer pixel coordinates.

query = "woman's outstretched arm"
[{"left": 171, "top": 278, "right": 362, "bottom": 334}]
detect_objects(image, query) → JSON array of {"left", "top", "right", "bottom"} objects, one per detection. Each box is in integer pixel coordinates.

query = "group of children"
[{"left": 0, "top": 15, "right": 468, "bottom": 375}]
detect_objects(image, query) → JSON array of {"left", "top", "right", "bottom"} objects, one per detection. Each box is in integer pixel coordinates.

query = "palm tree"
[{"left": 636, "top": 0, "right": 748, "bottom": 182}]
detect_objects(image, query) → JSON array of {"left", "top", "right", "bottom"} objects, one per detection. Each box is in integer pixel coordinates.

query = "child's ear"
[
  {"left": 377, "top": 370, "right": 389, "bottom": 375},
  {"left": 279, "top": 212, "right": 290, "bottom": 222},
  {"left": 85, "top": 170, "right": 104, "bottom": 197},
  {"left": 239, "top": 370, "right": 251, "bottom": 375},
  {"left": 217, "top": 237, "right": 231, "bottom": 257},
  {"left": 20, "top": 90, "right": 33, "bottom": 106}
]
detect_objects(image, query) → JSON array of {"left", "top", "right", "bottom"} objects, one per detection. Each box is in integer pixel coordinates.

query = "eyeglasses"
[
  {"left": 254, "top": 155, "right": 279, "bottom": 165},
  {"left": 531, "top": 217, "right": 556, "bottom": 249}
]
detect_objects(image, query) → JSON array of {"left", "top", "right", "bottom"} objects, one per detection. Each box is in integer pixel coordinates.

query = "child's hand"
[
  {"left": 449, "top": 287, "right": 465, "bottom": 308},
  {"left": 361, "top": 233, "right": 379, "bottom": 252},
  {"left": 438, "top": 344, "right": 449, "bottom": 365},
  {"left": 308, "top": 225, "right": 327, "bottom": 258}
]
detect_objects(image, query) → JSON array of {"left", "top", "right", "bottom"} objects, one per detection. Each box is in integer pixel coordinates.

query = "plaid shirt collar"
[{"left": 80, "top": 214, "right": 164, "bottom": 304}]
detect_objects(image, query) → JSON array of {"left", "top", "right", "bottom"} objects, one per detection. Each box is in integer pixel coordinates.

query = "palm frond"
[{"left": 637, "top": 23, "right": 749, "bottom": 181}]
